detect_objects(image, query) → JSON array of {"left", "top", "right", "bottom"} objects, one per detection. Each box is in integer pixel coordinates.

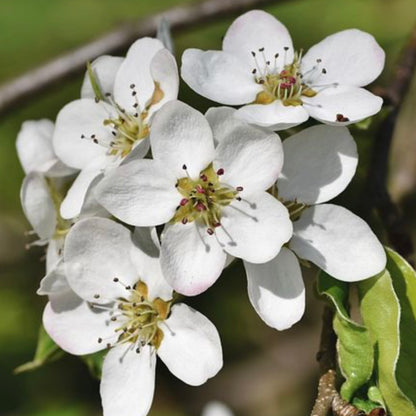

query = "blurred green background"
[{"left": 1, "top": 1, "right": 415, "bottom": 415}]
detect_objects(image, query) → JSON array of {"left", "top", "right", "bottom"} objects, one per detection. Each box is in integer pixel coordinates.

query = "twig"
[
  {"left": 0, "top": 0, "right": 282, "bottom": 117},
  {"left": 311, "top": 306, "right": 364, "bottom": 416},
  {"left": 363, "top": 25, "right": 416, "bottom": 262}
]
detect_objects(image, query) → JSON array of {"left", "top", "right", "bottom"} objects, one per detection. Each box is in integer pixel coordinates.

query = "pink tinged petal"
[
  {"left": 113, "top": 37, "right": 164, "bottom": 112},
  {"left": 215, "top": 192, "right": 292, "bottom": 263},
  {"left": 81, "top": 55, "right": 124, "bottom": 99},
  {"left": 181, "top": 49, "right": 261, "bottom": 105},
  {"left": 202, "top": 402, "right": 234, "bottom": 416},
  {"left": 100, "top": 344, "right": 156, "bottom": 416},
  {"left": 303, "top": 85, "right": 383, "bottom": 125},
  {"left": 20, "top": 172, "right": 56, "bottom": 240},
  {"left": 223, "top": 10, "right": 294, "bottom": 70},
  {"left": 301, "top": 29, "right": 385, "bottom": 87},
  {"left": 53, "top": 99, "right": 116, "bottom": 169},
  {"left": 235, "top": 101, "right": 309, "bottom": 131},
  {"left": 64, "top": 218, "right": 139, "bottom": 303},
  {"left": 150, "top": 101, "right": 215, "bottom": 179},
  {"left": 290, "top": 204, "right": 387, "bottom": 282},
  {"left": 43, "top": 289, "right": 117, "bottom": 355},
  {"left": 38, "top": 259, "right": 70, "bottom": 295},
  {"left": 213, "top": 111, "right": 283, "bottom": 197},
  {"left": 160, "top": 222, "right": 226, "bottom": 296},
  {"left": 95, "top": 159, "right": 179, "bottom": 226},
  {"left": 60, "top": 156, "right": 106, "bottom": 219},
  {"left": 157, "top": 303, "right": 223, "bottom": 386},
  {"left": 278, "top": 125, "right": 358, "bottom": 205},
  {"left": 131, "top": 227, "right": 173, "bottom": 301},
  {"left": 244, "top": 247, "right": 305, "bottom": 331},
  {"left": 148, "top": 48, "right": 179, "bottom": 115}
]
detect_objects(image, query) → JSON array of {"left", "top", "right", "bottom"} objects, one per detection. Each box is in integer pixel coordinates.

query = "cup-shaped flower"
[
  {"left": 16, "top": 119, "right": 75, "bottom": 177},
  {"left": 53, "top": 37, "right": 179, "bottom": 219},
  {"left": 95, "top": 100, "right": 292, "bottom": 296},
  {"left": 231, "top": 115, "right": 386, "bottom": 330},
  {"left": 181, "top": 10, "right": 385, "bottom": 131},
  {"left": 43, "top": 217, "right": 223, "bottom": 416}
]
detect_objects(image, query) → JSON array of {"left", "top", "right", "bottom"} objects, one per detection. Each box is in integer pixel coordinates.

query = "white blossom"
[
  {"left": 53, "top": 37, "right": 179, "bottom": 219},
  {"left": 95, "top": 100, "right": 292, "bottom": 296},
  {"left": 181, "top": 10, "right": 385, "bottom": 131},
  {"left": 43, "top": 217, "right": 223, "bottom": 416}
]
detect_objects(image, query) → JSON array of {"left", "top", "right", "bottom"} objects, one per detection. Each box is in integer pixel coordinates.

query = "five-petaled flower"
[
  {"left": 181, "top": 10, "right": 385, "bottom": 131},
  {"left": 43, "top": 217, "right": 223, "bottom": 416},
  {"left": 95, "top": 100, "right": 292, "bottom": 296},
  {"left": 53, "top": 37, "right": 179, "bottom": 219}
]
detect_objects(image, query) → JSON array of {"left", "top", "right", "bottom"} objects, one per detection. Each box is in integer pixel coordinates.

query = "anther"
[
  {"left": 181, "top": 218, "right": 188, "bottom": 224},
  {"left": 130, "top": 84, "right": 136, "bottom": 89},
  {"left": 274, "top": 53, "right": 279, "bottom": 58},
  {"left": 284, "top": 46, "right": 289, "bottom": 51},
  {"left": 216, "top": 168, "right": 224, "bottom": 175},
  {"left": 236, "top": 186, "right": 244, "bottom": 192},
  {"left": 207, "top": 228, "right": 214, "bottom": 235},
  {"left": 94, "top": 294, "right": 100, "bottom": 299},
  {"left": 98, "top": 338, "right": 103, "bottom": 343},
  {"left": 259, "top": 47, "right": 265, "bottom": 52},
  {"left": 182, "top": 164, "right": 187, "bottom": 170},
  {"left": 322, "top": 68, "right": 327, "bottom": 74},
  {"left": 251, "top": 51, "right": 256, "bottom": 57},
  {"left": 252, "top": 69, "right": 257, "bottom": 74},
  {"left": 180, "top": 198, "right": 189, "bottom": 206},
  {"left": 316, "top": 58, "right": 322, "bottom": 63},
  {"left": 200, "top": 174, "right": 208, "bottom": 182},
  {"left": 236, "top": 197, "right": 242, "bottom": 201},
  {"left": 196, "top": 202, "right": 206, "bottom": 212},
  {"left": 113, "top": 277, "right": 119, "bottom": 282},
  {"left": 80, "top": 134, "right": 85, "bottom": 139},
  {"left": 105, "top": 93, "right": 112, "bottom": 97}
]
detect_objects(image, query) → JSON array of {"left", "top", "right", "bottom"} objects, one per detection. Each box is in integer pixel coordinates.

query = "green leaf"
[
  {"left": 81, "top": 349, "right": 107, "bottom": 380},
  {"left": 86, "top": 61, "right": 105, "bottom": 102},
  {"left": 14, "top": 325, "right": 64, "bottom": 374},
  {"left": 318, "top": 271, "right": 374, "bottom": 401},
  {"left": 358, "top": 249, "right": 416, "bottom": 416}
]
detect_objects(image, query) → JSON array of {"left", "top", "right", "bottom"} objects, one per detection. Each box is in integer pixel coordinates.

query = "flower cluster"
[{"left": 17, "top": 10, "right": 387, "bottom": 416}]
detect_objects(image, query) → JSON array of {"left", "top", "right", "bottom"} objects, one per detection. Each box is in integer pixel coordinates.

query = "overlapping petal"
[
  {"left": 290, "top": 204, "right": 387, "bottom": 281},
  {"left": 157, "top": 303, "right": 223, "bottom": 386}
]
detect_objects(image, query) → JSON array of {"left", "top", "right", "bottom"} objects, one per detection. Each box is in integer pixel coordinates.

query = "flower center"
[
  {"left": 172, "top": 164, "right": 242, "bottom": 234},
  {"left": 94, "top": 280, "right": 171, "bottom": 351},
  {"left": 251, "top": 47, "right": 319, "bottom": 106}
]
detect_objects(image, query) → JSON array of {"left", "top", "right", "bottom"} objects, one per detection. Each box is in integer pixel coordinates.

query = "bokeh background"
[{"left": 1, "top": 0, "right": 416, "bottom": 415}]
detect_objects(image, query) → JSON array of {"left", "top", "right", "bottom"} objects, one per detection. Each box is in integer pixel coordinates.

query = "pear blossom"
[
  {"left": 202, "top": 402, "right": 234, "bottom": 416},
  {"left": 202, "top": 110, "right": 387, "bottom": 330},
  {"left": 16, "top": 119, "right": 75, "bottom": 176},
  {"left": 53, "top": 37, "right": 179, "bottom": 219},
  {"left": 95, "top": 100, "right": 292, "bottom": 296},
  {"left": 181, "top": 10, "right": 385, "bottom": 131},
  {"left": 43, "top": 217, "right": 223, "bottom": 416}
]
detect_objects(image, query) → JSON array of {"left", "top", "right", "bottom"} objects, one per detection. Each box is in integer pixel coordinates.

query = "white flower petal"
[
  {"left": 81, "top": 55, "right": 124, "bottom": 99},
  {"left": 101, "top": 344, "right": 156, "bottom": 416},
  {"left": 223, "top": 10, "right": 293, "bottom": 70},
  {"left": 278, "top": 125, "right": 358, "bottom": 204},
  {"left": 160, "top": 222, "right": 226, "bottom": 296},
  {"left": 244, "top": 247, "right": 305, "bottom": 330},
  {"left": 205, "top": 106, "right": 242, "bottom": 146},
  {"left": 95, "top": 159, "right": 179, "bottom": 226},
  {"left": 158, "top": 303, "right": 223, "bottom": 386},
  {"left": 16, "top": 119, "right": 55, "bottom": 174},
  {"left": 60, "top": 156, "right": 106, "bottom": 219},
  {"left": 114, "top": 37, "right": 164, "bottom": 112},
  {"left": 302, "top": 29, "right": 385, "bottom": 87},
  {"left": 181, "top": 49, "right": 261, "bottom": 105},
  {"left": 38, "top": 259, "right": 70, "bottom": 295},
  {"left": 20, "top": 172, "right": 56, "bottom": 240},
  {"left": 304, "top": 86, "right": 383, "bottom": 125},
  {"left": 235, "top": 101, "right": 309, "bottom": 131},
  {"left": 46, "top": 238, "right": 63, "bottom": 273},
  {"left": 290, "top": 204, "right": 387, "bottom": 281},
  {"left": 131, "top": 227, "right": 173, "bottom": 301},
  {"left": 215, "top": 193, "right": 292, "bottom": 263},
  {"left": 43, "top": 290, "right": 117, "bottom": 355},
  {"left": 213, "top": 112, "right": 283, "bottom": 197},
  {"left": 53, "top": 99, "right": 115, "bottom": 169},
  {"left": 150, "top": 101, "right": 215, "bottom": 179},
  {"left": 64, "top": 218, "right": 139, "bottom": 302},
  {"left": 148, "top": 48, "right": 179, "bottom": 114},
  {"left": 121, "top": 138, "right": 150, "bottom": 165},
  {"left": 202, "top": 402, "right": 234, "bottom": 416}
]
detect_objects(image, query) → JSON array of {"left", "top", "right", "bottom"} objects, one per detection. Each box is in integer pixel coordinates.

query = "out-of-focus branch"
[
  {"left": 0, "top": 0, "right": 282, "bottom": 117},
  {"left": 364, "top": 26, "right": 416, "bottom": 262}
]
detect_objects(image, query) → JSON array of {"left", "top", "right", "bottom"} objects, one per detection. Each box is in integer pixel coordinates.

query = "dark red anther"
[
  {"left": 180, "top": 198, "right": 189, "bottom": 206},
  {"left": 200, "top": 174, "right": 208, "bottom": 182},
  {"left": 214, "top": 222, "right": 221, "bottom": 228},
  {"left": 336, "top": 113, "right": 350, "bottom": 122},
  {"left": 236, "top": 186, "right": 244, "bottom": 192},
  {"left": 181, "top": 218, "right": 188, "bottom": 224},
  {"left": 196, "top": 185, "right": 205, "bottom": 194},
  {"left": 207, "top": 228, "right": 214, "bottom": 235},
  {"left": 216, "top": 168, "right": 224, "bottom": 175},
  {"left": 196, "top": 202, "right": 206, "bottom": 212}
]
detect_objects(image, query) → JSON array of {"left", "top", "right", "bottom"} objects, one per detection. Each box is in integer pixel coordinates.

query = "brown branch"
[
  {"left": 363, "top": 25, "right": 416, "bottom": 262},
  {"left": 0, "top": 0, "right": 283, "bottom": 118}
]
